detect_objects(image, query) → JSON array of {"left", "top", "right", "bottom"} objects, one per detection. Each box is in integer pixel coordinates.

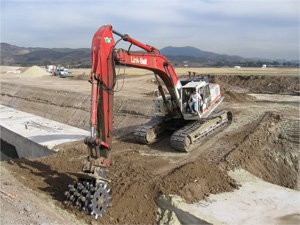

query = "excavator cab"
[
  {"left": 181, "top": 88, "right": 198, "bottom": 113},
  {"left": 181, "top": 81, "right": 208, "bottom": 119}
]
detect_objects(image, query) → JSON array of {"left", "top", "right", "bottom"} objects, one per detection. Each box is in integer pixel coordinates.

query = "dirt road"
[{"left": 0, "top": 67, "right": 299, "bottom": 224}]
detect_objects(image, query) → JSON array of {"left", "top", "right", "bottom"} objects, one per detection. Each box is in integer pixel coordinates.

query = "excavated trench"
[
  {"left": 1, "top": 74, "right": 299, "bottom": 224},
  {"left": 1, "top": 82, "right": 152, "bottom": 136}
]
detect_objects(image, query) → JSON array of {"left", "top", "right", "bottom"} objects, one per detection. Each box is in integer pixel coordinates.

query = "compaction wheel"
[{"left": 64, "top": 179, "right": 111, "bottom": 219}]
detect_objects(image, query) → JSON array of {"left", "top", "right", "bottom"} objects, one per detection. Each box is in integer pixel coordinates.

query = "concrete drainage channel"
[
  {"left": 156, "top": 169, "right": 300, "bottom": 225},
  {"left": 0, "top": 105, "right": 89, "bottom": 160}
]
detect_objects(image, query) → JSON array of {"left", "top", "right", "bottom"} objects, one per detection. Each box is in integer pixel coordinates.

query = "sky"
[{"left": 1, "top": 0, "right": 299, "bottom": 60}]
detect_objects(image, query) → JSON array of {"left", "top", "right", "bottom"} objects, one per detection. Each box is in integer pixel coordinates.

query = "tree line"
[{"left": 214, "top": 60, "right": 299, "bottom": 67}]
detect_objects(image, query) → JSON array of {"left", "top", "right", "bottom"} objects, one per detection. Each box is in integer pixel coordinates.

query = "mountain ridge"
[{"left": 1, "top": 43, "right": 298, "bottom": 67}]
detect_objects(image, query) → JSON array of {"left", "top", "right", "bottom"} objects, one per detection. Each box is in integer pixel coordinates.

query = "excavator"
[{"left": 64, "top": 25, "right": 232, "bottom": 219}]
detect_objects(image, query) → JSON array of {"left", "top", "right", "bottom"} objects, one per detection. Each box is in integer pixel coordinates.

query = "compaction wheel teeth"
[
  {"left": 95, "top": 213, "right": 103, "bottom": 220},
  {"left": 66, "top": 180, "right": 111, "bottom": 220}
]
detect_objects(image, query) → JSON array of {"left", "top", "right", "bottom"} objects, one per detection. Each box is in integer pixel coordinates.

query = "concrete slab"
[
  {"left": 0, "top": 105, "right": 89, "bottom": 158},
  {"left": 156, "top": 169, "right": 300, "bottom": 225}
]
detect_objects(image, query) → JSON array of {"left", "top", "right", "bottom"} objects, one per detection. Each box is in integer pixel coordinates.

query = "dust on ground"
[{"left": 0, "top": 68, "right": 299, "bottom": 224}]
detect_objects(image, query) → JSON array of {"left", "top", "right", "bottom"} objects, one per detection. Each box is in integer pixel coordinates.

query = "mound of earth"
[
  {"left": 223, "top": 90, "right": 256, "bottom": 102},
  {"left": 21, "top": 65, "right": 50, "bottom": 77},
  {"left": 156, "top": 158, "right": 237, "bottom": 203},
  {"left": 208, "top": 74, "right": 300, "bottom": 94},
  {"left": 179, "top": 73, "right": 299, "bottom": 102},
  {"left": 209, "top": 76, "right": 256, "bottom": 102},
  {"left": 1, "top": 139, "right": 237, "bottom": 224},
  {"left": 221, "top": 112, "right": 299, "bottom": 190}
]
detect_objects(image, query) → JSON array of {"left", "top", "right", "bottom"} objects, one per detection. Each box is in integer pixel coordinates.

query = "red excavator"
[{"left": 65, "top": 25, "right": 232, "bottom": 219}]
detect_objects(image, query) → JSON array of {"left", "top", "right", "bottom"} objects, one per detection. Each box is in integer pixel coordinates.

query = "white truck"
[{"left": 47, "top": 65, "right": 72, "bottom": 77}]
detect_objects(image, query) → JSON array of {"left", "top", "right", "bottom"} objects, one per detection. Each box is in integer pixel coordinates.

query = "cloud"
[{"left": 1, "top": 0, "right": 299, "bottom": 60}]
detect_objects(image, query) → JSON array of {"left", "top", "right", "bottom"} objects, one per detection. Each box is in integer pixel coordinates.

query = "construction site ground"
[{"left": 0, "top": 66, "right": 299, "bottom": 224}]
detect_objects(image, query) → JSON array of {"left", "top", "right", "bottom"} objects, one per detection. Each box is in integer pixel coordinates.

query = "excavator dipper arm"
[
  {"left": 65, "top": 25, "right": 116, "bottom": 219},
  {"left": 89, "top": 25, "right": 181, "bottom": 155},
  {"left": 88, "top": 25, "right": 182, "bottom": 157}
]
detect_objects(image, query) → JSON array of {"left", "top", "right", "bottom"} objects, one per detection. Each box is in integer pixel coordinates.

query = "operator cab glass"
[{"left": 181, "top": 87, "right": 203, "bottom": 114}]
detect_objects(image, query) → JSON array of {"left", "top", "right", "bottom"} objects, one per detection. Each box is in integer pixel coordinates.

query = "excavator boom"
[{"left": 89, "top": 25, "right": 181, "bottom": 153}]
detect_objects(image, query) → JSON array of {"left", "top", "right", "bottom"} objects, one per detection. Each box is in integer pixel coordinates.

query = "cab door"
[{"left": 203, "top": 84, "right": 212, "bottom": 107}]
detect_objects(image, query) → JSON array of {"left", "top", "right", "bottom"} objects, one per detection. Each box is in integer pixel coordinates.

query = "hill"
[
  {"left": 1, "top": 43, "right": 91, "bottom": 67},
  {"left": 161, "top": 46, "right": 215, "bottom": 57},
  {"left": 1, "top": 43, "right": 298, "bottom": 67},
  {"left": 160, "top": 46, "right": 249, "bottom": 66}
]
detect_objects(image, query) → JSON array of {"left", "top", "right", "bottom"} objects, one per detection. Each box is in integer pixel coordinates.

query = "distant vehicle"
[
  {"left": 53, "top": 67, "right": 72, "bottom": 77},
  {"left": 47, "top": 65, "right": 72, "bottom": 78},
  {"left": 47, "top": 65, "right": 57, "bottom": 73}
]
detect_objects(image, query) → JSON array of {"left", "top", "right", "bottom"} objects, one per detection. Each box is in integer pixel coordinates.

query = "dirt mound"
[
  {"left": 221, "top": 112, "right": 299, "bottom": 190},
  {"left": 1, "top": 139, "right": 237, "bottom": 224},
  {"left": 208, "top": 74, "right": 300, "bottom": 94},
  {"left": 209, "top": 76, "right": 256, "bottom": 102},
  {"left": 179, "top": 73, "right": 300, "bottom": 102},
  {"left": 223, "top": 90, "right": 256, "bottom": 102},
  {"left": 21, "top": 66, "right": 50, "bottom": 77},
  {"left": 156, "top": 158, "right": 237, "bottom": 203}
]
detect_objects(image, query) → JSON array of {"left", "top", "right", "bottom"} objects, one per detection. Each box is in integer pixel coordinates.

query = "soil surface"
[
  {"left": 0, "top": 67, "right": 299, "bottom": 224},
  {"left": 0, "top": 167, "right": 82, "bottom": 225}
]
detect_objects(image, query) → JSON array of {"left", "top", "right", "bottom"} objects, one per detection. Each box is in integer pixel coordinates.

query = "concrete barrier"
[
  {"left": 0, "top": 105, "right": 90, "bottom": 159},
  {"left": 1, "top": 125, "right": 54, "bottom": 158},
  {"left": 156, "top": 169, "right": 300, "bottom": 225}
]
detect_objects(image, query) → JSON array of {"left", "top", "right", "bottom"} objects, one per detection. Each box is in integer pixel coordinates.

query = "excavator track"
[
  {"left": 170, "top": 110, "right": 233, "bottom": 152},
  {"left": 133, "top": 117, "right": 167, "bottom": 144}
]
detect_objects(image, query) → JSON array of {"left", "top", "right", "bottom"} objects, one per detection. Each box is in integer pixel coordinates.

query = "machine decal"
[
  {"left": 130, "top": 56, "right": 148, "bottom": 65},
  {"left": 104, "top": 37, "right": 112, "bottom": 43}
]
